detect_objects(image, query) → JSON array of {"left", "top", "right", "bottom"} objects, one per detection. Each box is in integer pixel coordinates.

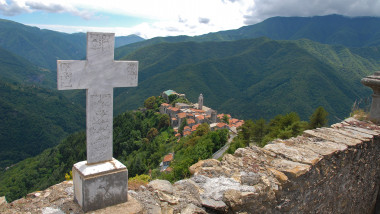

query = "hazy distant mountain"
[
  {"left": 0, "top": 19, "right": 144, "bottom": 70},
  {"left": 115, "top": 14, "right": 380, "bottom": 58},
  {"left": 113, "top": 37, "right": 378, "bottom": 122},
  {"left": 115, "top": 35, "right": 145, "bottom": 48},
  {"left": 0, "top": 19, "right": 86, "bottom": 70}
]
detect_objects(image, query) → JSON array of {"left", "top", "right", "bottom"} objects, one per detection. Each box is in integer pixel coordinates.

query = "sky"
[{"left": 0, "top": 0, "right": 379, "bottom": 39}]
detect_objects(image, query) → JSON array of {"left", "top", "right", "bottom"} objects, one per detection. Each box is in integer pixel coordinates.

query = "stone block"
[
  {"left": 0, "top": 196, "right": 6, "bottom": 206},
  {"left": 73, "top": 158, "right": 128, "bottom": 212}
]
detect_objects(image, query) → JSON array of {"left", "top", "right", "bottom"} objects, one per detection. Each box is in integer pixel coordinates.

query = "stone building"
[{"left": 161, "top": 90, "right": 185, "bottom": 102}]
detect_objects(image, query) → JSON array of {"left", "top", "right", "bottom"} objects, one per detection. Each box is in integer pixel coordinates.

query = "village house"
[
  {"left": 160, "top": 153, "right": 174, "bottom": 172},
  {"left": 161, "top": 89, "right": 186, "bottom": 102}
]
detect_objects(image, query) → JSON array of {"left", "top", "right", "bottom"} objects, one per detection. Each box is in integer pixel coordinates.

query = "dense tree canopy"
[{"left": 227, "top": 107, "right": 326, "bottom": 154}]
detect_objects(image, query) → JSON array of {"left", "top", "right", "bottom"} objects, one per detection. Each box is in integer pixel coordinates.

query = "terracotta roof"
[
  {"left": 230, "top": 118, "right": 239, "bottom": 124},
  {"left": 190, "top": 108, "right": 206, "bottom": 113},
  {"left": 216, "top": 123, "right": 227, "bottom": 128},
  {"left": 184, "top": 126, "right": 191, "bottom": 131},
  {"left": 187, "top": 119, "right": 195, "bottom": 124},
  {"left": 196, "top": 115, "right": 205, "bottom": 120},
  {"left": 177, "top": 112, "right": 187, "bottom": 118},
  {"left": 168, "top": 107, "right": 180, "bottom": 112},
  {"left": 175, "top": 133, "right": 181, "bottom": 137},
  {"left": 218, "top": 114, "right": 231, "bottom": 119},
  {"left": 171, "top": 117, "right": 177, "bottom": 121},
  {"left": 161, "top": 103, "right": 171, "bottom": 107},
  {"left": 183, "top": 131, "right": 191, "bottom": 136},
  {"left": 234, "top": 122, "right": 244, "bottom": 127},
  {"left": 163, "top": 153, "right": 174, "bottom": 162},
  {"left": 192, "top": 124, "right": 200, "bottom": 131}
]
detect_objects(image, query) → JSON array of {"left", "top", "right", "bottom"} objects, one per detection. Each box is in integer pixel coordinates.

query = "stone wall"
[
  {"left": 2, "top": 117, "right": 380, "bottom": 213},
  {"left": 189, "top": 117, "right": 380, "bottom": 213}
]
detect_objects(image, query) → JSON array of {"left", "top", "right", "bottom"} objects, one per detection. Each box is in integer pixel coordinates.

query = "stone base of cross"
[
  {"left": 72, "top": 158, "right": 128, "bottom": 211},
  {"left": 57, "top": 32, "right": 138, "bottom": 212}
]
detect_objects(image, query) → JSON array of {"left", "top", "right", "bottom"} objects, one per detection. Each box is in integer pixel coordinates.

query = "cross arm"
[{"left": 57, "top": 60, "right": 87, "bottom": 90}]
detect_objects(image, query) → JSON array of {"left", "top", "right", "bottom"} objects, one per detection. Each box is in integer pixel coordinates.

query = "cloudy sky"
[{"left": 0, "top": 0, "right": 379, "bottom": 39}]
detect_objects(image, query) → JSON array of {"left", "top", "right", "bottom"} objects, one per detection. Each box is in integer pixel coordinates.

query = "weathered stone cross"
[
  {"left": 57, "top": 32, "right": 138, "bottom": 164},
  {"left": 57, "top": 32, "right": 138, "bottom": 211}
]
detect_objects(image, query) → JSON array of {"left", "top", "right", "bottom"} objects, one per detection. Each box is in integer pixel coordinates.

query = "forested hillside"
[
  {"left": 0, "top": 96, "right": 228, "bottom": 201},
  {"left": 115, "top": 15, "right": 380, "bottom": 58},
  {"left": 113, "top": 37, "right": 377, "bottom": 123},
  {"left": 1, "top": 94, "right": 326, "bottom": 202},
  {"left": 0, "top": 47, "right": 54, "bottom": 87},
  {"left": 0, "top": 47, "right": 85, "bottom": 170},
  {"left": 0, "top": 80, "right": 85, "bottom": 170}
]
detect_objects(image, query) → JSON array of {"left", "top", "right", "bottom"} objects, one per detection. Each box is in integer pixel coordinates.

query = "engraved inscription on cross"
[{"left": 57, "top": 32, "right": 138, "bottom": 164}]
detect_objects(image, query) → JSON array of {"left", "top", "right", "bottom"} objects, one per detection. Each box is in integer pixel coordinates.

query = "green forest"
[
  {"left": 0, "top": 95, "right": 328, "bottom": 202},
  {"left": 0, "top": 80, "right": 85, "bottom": 170},
  {"left": 0, "top": 96, "right": 226, "bottom": 201}
]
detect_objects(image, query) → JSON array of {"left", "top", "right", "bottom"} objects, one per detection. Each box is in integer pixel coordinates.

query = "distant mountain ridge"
[
  {"left": 0, "top": 14, "right": 379, "bottom": 169},
  {"left": 113, "top": 37, "right": 377, "bottom": 122},
  {"left": 115, "top": 14, "right": 380, "bottom": 58},
  {"left": 0, "top": 19, "right": 144, "bottom": 71}
]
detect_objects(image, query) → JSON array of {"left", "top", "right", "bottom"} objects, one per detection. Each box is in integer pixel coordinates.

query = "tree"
[
  {"left": 194, "top": 123, "right": 210, "bottom": 137},
  {"left": 222, "top": 114, "right": 229, "bottom": 124},
  {"left": 252, "top": 118, "right": 267, "bottom": 145},
  {"left": 158, "top": 114, "right": 170, "bottom": 130},
  {"left": 309, "top": 107, "right": 328, "bottom": 129},
  {"left": 178, "top": 118, "right": 187, "bottom": 135},
  {"left": 168, "top": 94, "right": 179, "bottom": 104},
  {"left": 144, "top": 96, "right": 156, "bottom": 109},
  {"left": 239, "top": 120, "right": 254, "bottom": 145},
  {"left": 147, "top": 128, "right": 159, "bottom": 141}
]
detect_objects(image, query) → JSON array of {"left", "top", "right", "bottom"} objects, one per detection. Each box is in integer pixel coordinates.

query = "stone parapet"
[{"left": 189, "top": 117, "right": 380, "bottom": 213}]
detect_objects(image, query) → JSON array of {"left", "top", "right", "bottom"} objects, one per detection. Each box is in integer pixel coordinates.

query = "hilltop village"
[
  {"left": 158, "top": 90, "right": 244, "bottom": 172},
  {"left": 159, "top": 90, "right": 244, "bottom": 138}
]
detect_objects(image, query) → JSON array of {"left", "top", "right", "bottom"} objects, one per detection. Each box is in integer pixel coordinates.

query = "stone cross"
[{"left": 57, "top": 32, "right": 138, "bottom": 164}]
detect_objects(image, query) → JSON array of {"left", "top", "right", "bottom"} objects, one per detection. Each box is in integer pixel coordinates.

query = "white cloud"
[
  {"left": 0, "top": 0, "right": 94, "bottom": 19},
  {"left": 2, "top": 0, "right": 380, "bottom": 38},
  {"left": 244, "top": 0, "right": 380, "bottom": 24},
  {"left": 0, "top": 0, "right": 30, "bottom": 16}
]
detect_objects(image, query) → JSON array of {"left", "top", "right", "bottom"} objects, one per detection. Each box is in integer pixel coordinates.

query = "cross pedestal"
[
  {"left": 57, "top": 32, "right": 138, "bottom": 212},
  {"left": 361, "top": 71, "right": 380, "bottom": 123}
]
